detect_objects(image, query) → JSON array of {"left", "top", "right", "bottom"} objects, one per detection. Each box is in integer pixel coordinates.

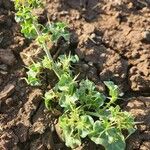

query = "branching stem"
[{"left": 33, "top": 23, "right": 61, "bottom": 79}]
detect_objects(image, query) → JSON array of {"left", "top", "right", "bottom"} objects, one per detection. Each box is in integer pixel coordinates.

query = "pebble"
[
  {"left": 0, "top": 71, "right": 8, "bottom": 75},
  {"left": 59, "top": 11, "right": 69, "bottom": 16},
  {"left": 142, "top": 31, "right": 150, "bottom": 42},
  {"left": 5, "top": 97, "right": 14, "bottom": 106},
  {"left": 0, "top": 64, "right": 8, "bottom": 71}
]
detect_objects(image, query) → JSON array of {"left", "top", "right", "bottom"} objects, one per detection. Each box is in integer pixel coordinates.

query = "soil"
[{"left": 0, "top": 0, "right": 150, "bottom": 150}]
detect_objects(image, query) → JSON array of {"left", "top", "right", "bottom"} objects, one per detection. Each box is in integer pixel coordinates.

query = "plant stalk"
[
  {"left": 85, "top": 111, "right": 100, "bottom": 118},
  {"left": 33, "top": 23, "right": 61, "bottom": 79}
]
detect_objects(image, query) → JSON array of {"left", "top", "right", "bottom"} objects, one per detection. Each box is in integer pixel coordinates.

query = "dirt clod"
[
  {"left": 0, "top": 83, "right": 15, "bottom": 102},
  {"left": 0, "top": 49, "right": 16, "bottom": 66}
]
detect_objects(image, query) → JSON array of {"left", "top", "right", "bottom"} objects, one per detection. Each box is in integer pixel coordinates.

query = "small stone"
[
  {"left": 0, "top": 71, "right": 8, "bottom": 75},
  {"left": 142, "top": 31, "right": 150, "bottom": 42},
  {"left": 5, "top": 98, "right": 14, "bottom": 106},
  {"left": 115, "top": 12, "right": 122, "bottom": 23},
  {"left": 83, "top": 24, "right": 95, "bottom": 34},
  {"left": 96, "top": 81, "right": 105, "bottom": 92},
  {"left": 140, "top": 142, "right": 150, "bottom": 150},
  {"left": 59, "top": 11, "right": 69, "bottom": 16},
  {"left": 88, "top": 62, "right": 93, "bottom": 66},
  {"left": 30, "top": 122, "right": 46, "bottom": 134},
  {"left": 90, "top": 33, "right": 96, "bottom": 39},
  {"left": 55, "top": 123, "right": 63, "bottom": 141},
  {"left": 0, "top": 64, "right": 8, "bottom": 71}
]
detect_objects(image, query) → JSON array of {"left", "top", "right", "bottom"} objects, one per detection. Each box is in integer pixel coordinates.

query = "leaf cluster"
[
  {"left": 43, "top": 57, "right": 135, "bottom": 150},
  {"left": 14, "top": 0, "right": 42, "bottom": 10},
  {"left": 45, "top": 22, "right": 70, "bottom": 43},
  {"left": 14, "top": 0, "right": 69, "bottom": 42},
  {"left": 14, "top": 0, "right": 42, "bottom": 38},
  {"left": 25, "top": 56, "right": 52, "bottom": 86}
]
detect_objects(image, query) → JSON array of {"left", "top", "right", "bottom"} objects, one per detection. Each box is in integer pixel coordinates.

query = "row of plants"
[{"left": 14, "top": 0, "right": 135, "bottom": 149}]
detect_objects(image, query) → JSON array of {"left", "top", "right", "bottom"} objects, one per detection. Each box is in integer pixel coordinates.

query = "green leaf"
[
  {"left": 65, "top": 133, "right": 81, "bottom": 149},
  {"left": 58, "top": 74, "right": 76, "bottom": 94},
  {"left": 105, "top": 137, "right": 126, "bottom": 150},
  {"left": 89, "top": 121, "right": 126, "bottom": 150},
  {"left": 78, "top": 115, "right": 94, "bottom": 138},
  {"left": 57, "top": 54, "right": 79, "bottom": 74},
  {"left": 44, "top": 90, "right": 57, "bottom": 109},
  {"left": 59, "top": 111, "right": 82, "bottom": 149},
  {"left": 25, "top": 62, "right": 42, "bottom": 86},
  {"left": 104, "top": 81, "right": 120, "bottom": 102},
  {"left": 14, "top": 0, "right": 43, "bottom": 9},
  {"left": 108, "top": 106, "right": 135, "bottom": 134},
  {"left": 78, "top": 79, "right": 106, "bottom": 110},
  {"left": 59, "top": 94, "right": 78, "bottom": 110},
  {"left": 21, "top": 21, "right": 37, "bottom": 39},
  {"left": 46, "top": 22, "right": 70, "bottom": 43},
  {"left": 42, "top": 56, "right": 52, "bottom": 69}
]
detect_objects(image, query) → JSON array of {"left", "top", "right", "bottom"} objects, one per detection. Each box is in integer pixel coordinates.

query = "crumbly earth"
[{"left": 0, "top": 0, "right": 150, "bottom": 149}]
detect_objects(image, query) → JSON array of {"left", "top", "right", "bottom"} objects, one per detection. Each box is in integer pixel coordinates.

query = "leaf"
[
  {"left": 57, "top": 54, "right": 79, "bottom": 74},
  {"left": 70, "top": 55, "right": 79, "bottom": 63},
  {"left": 42, "top": 56, "right": 52, "bottom": 69},
  {"left": 21, "top": 21, "right": 37, "bottom": 39},
  {"left": 104, "top": 81, "right": 120, "bottom": 101},
  {"left": 108, "top": 106, "right": 135, "bottom": 134},
  {"left": 78, "top": 79, "right": 106, "bottom": 110},
  {"left": 59, "top": 94, "right": 78, "bottom": 110},
  {"left": 78, "top": 115, "right": 94, "bottom": 138},
  {"left": 25, "top": 62, "right": 42, "bottom": 86},
  {"left": 89, "top": 121, "right": 126, "bottom": 150},
  {"left": 44, "top": 90, "right": 56, "bottom": 109},
  {"left": 46, "top": 22, "right": 70, "bottom": 43},
  {"left": 65, "top": 133, "right": 81, "bottom": 149},
  {"left": 58, "top": 74, "right": 76, "bottom": 94},
  {"left": 59, "top": 112, "right": 82, "bottom": 149}
]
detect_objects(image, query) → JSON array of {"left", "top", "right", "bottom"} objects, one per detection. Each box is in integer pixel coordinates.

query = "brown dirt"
[{"left": 0, "top": 0, "right": 150, "bottom": 149}]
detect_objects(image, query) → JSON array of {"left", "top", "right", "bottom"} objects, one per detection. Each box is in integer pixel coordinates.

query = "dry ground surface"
[{"left": 0, "top": 0, "right": 150, "bottom": 149}]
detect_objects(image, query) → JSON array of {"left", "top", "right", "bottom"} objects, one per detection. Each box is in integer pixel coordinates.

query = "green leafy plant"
[
  {"left": 57, "top": 79, "right": 135, "bottom": 149},
  {"left": 25, "top": 62, "right": 42, "bottom": 86},
  {"left": 45, "top": 22, "right": 70, "bottom": 43},
  {"left": 77, "top": 79, "right": 106, "bottom": 110},
  {"left": 14, "top": 0, "right": 40, "bottom": 38},
  {"left": 14, "top": 0, "right": 135, "bottom": 149}
]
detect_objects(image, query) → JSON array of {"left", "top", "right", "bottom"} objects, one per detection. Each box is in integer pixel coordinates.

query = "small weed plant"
[{"left": 14, "top": 0, "right": 135, "bottom": 149}]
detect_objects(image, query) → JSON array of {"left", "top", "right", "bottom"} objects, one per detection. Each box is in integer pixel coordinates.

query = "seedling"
[{"left": 14, "top": 0, "right": 135, "bottom": 149}]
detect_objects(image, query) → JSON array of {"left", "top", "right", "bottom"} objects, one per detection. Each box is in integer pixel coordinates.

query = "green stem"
[
  {"left": 42, "top": 42, "right": 61, "bottom": 79},
  {"left": 33, "top": 23, "right": 61, "bottom": 79},
  {"left": 85, "top": 111, "right": 100, "bottom": 118},
  {"left": 102, "top": 97, "right": 116, "bottom": 111}
]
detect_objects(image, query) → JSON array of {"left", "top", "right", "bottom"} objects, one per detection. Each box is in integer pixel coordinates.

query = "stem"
[
  {"left": 85, "top": 111, "right": 100, "bottom": 118},
  {"left": 42, "top": 42, "right": 61, "bottom": 79},
  {"left": 33, "top": 23, "right": 61, "bottom": 79},
  {"left": 102, "top": 97, "right": 116, "bottom": 111}
]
